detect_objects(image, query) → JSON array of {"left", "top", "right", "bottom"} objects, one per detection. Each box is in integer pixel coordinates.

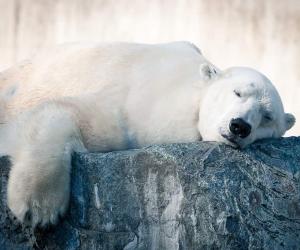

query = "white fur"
[{"left": 0, "top": 42, "right": 294, "bottom": 226}]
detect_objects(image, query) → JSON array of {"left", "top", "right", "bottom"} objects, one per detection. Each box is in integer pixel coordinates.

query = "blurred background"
[{"left": 0, "top": 0, "right": 299, "bottom": 135}]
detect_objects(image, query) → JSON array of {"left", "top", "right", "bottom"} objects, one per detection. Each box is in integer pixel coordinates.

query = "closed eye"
[
  {"left": 234, "top": 90, "right": 241, "bottom": 97},
  {"left": 263, "top": 113, "right": 273, "bottom": 122}
]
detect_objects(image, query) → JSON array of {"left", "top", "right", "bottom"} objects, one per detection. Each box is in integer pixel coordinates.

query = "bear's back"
[{"left": 0, "top": 41, "right": 205, "bottom": 121}]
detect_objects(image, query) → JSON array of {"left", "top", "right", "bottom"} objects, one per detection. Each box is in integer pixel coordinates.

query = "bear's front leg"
[{"left": 7, "top": 102, "right": 86, "bottom": 227}]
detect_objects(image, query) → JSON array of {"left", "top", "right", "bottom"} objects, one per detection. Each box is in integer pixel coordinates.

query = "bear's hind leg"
[{"left": 7, "top": 102, "right": 86, "bottom": 227}]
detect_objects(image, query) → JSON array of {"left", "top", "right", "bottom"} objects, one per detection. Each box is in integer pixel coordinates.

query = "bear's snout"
[{"left": 229, "top": 118, "right": 251, "bottom": 138}]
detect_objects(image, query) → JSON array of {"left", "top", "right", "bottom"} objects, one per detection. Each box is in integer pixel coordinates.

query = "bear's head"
[{"left": 198, "top": 65, "right": 295, "bottom": 148}]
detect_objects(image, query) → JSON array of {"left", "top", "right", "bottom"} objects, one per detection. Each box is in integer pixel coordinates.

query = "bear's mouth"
[{"left": 220, "top": 133, "right": 240, "bottom": 148}]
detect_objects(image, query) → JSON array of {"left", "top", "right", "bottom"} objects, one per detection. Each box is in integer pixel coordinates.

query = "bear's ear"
[
  {"left": 199, "top": 63, "right": 220, "bottom": 81},
  {"left": 285, "top": 113, "right": 296, "bottom": 131}
]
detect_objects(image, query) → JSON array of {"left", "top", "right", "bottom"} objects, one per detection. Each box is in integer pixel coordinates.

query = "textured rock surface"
[{"left": 1, "top": 137, "right": 300, "bottom": 249}]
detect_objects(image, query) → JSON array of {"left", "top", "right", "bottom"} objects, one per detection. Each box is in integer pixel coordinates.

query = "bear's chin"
[
  {"left": 221, "top": 137, "right": 240, "bottom": 148},
  {"left": 217, "top": 127, "right": 251, "bottom": 149},
  {"left": 219, "top": 133, "right": 249, "bottom": 149}
]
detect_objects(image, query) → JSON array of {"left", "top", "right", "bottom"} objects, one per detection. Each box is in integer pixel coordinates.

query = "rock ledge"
[{"left": 1, "top": 137, "right": 300, "bottom": 249}]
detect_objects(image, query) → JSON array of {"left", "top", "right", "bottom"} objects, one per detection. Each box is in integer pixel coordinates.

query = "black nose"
[{"left": 229, "top": 118, "right": 251, "bottom": 138}]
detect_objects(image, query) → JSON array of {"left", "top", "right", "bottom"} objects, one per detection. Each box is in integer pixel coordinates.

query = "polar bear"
[{"left": 0, "top": 42, "right": 295, "bottom": 227}]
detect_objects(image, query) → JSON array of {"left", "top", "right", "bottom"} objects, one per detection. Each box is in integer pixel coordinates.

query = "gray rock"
[{"left": 1, "top": 137, "right": 300, "bottom": 249}]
